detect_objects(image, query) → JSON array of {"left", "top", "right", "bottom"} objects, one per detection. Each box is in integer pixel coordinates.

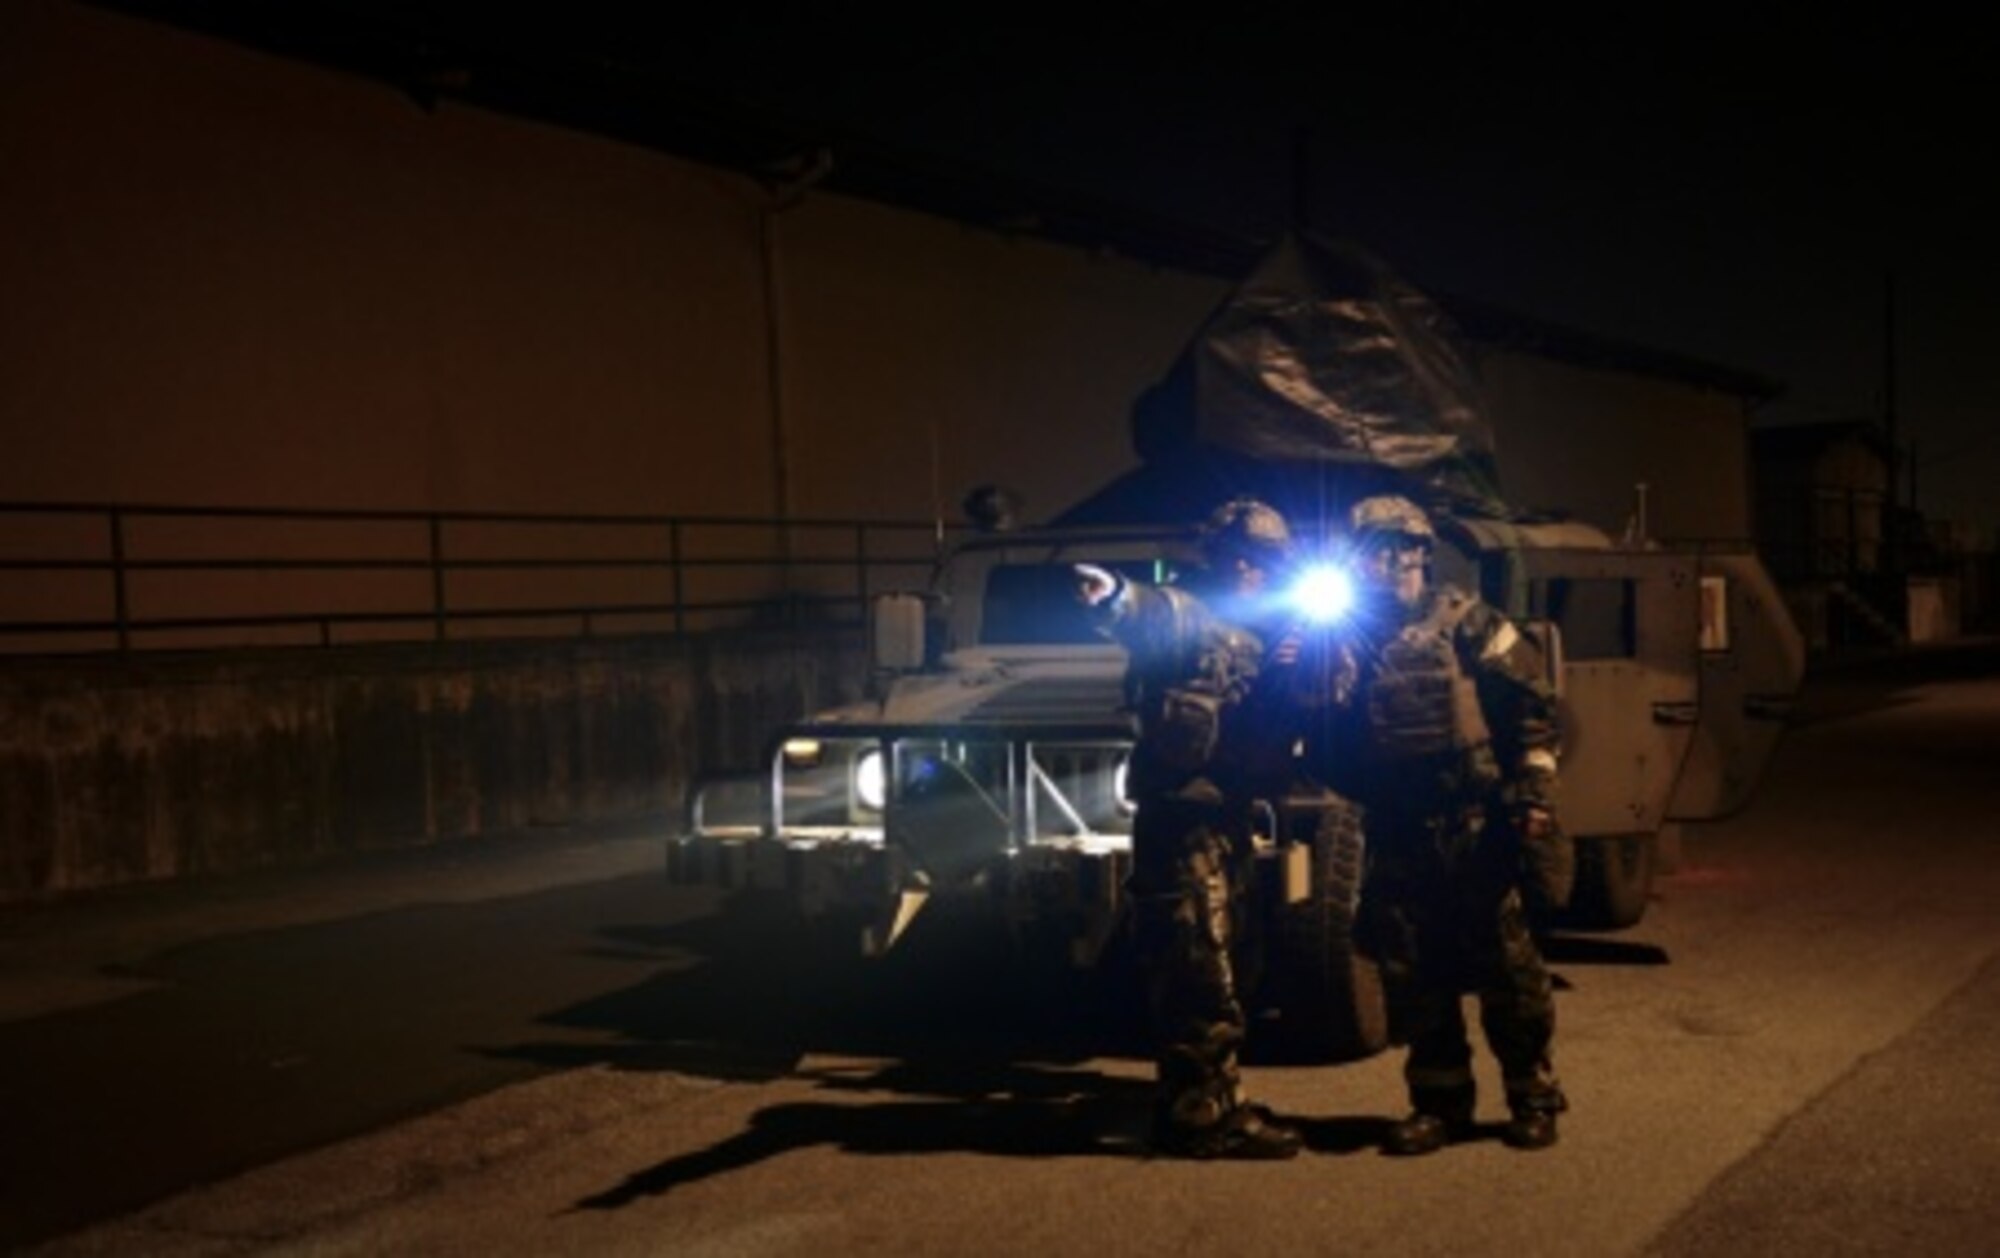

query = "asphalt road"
[{"left": 6, "top": 643, "right": 2000, "bottom": 1256}]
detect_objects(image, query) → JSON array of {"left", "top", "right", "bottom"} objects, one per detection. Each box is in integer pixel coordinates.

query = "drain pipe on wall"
[{"left": 759, "top": 148, "right": 834, "bottom": 562}]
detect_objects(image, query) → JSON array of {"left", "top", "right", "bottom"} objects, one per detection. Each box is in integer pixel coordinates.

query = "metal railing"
[{"left": 0, "top": 501, "right": 955, "bottom": 655}]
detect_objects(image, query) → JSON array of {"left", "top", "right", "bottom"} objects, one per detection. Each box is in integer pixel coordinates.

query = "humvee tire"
[
  {"left": 1271, "top": 797, "right": 1389, "bottom": 1061},
  {"left": 1566, "top": 832, "right": 1656, "bottom": 930}
]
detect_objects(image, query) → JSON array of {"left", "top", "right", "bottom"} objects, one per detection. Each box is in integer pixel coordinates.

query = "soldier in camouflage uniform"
[
  {"left": 1323, "top": 494, "right": 1573, "bottom": 1154},
  {"left": 1075, "top": 497, "right": 1324, "bottom": 1160}
]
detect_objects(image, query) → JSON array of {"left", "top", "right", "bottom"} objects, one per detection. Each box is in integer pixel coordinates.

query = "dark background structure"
[{"left": 92, "top": 3, "right": 2000, "bottom": 535}]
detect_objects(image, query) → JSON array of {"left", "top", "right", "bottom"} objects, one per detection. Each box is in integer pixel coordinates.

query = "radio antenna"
[{"left": 929, "top": 419, "right": 945, "bottom": 554}]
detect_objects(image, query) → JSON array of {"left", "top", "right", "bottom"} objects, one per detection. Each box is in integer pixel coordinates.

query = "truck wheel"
[
  {"left": 1565, "top": 833, "right": 1656, "bottom": 930},
  {"left": 1271, "top": 797, "right": 1389, "bottom": 1061}
]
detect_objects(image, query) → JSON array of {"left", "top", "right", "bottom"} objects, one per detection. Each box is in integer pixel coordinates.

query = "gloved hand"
[
  {"left": 1513, "top": 801, "right": 1574, "bottom": 913},
  {"left": 1072, "top": 563, "right": 1120, "bottom": 607},
  {"left": 1515, "top": 802, "right": 1556, "bottom": 842}
]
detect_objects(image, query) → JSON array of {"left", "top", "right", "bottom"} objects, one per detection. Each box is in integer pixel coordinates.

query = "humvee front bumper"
[{"left": 669, "top": 723, "right": 1138, "bottom": 958}]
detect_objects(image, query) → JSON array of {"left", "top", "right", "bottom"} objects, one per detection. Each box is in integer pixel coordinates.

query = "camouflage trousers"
[
  {"left": 1128, "top": 790, "right": 1253, "bottom": 1132},
  {"left": 1362, "top": 812, "right": 1563, "bottom": 1115}
]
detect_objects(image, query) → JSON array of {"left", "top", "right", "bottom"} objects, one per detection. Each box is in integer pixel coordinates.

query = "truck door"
[
  {"left": 1518, "top": 549, "right": 1702, "bottom": 842},
  {"left": 1666, "top": 548, "right": 1807, "bottom": 820}
]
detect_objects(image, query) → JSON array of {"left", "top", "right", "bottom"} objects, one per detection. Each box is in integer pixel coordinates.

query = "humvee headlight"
[
  {"left": 1289, "top": 563, "right": 1356, "bottom": 625},
  {"left": 853, "top": 747, "right": 887, "bottom": 811},
  {"left": 781, "top": 737, "right": 824, "bottom": 767}
]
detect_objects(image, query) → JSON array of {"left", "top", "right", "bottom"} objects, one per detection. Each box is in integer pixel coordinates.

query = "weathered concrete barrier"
[{"left": 0, "top": 628, "right": 866, "bottom": 901}]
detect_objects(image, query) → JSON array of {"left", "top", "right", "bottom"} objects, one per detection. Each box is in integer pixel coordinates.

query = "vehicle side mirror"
[
  {"left": 871, "top": 593, "right": 927, "bottom": 672},
  {"left": 1524, "top": 618, "right": 1566, "bottom": 699}
]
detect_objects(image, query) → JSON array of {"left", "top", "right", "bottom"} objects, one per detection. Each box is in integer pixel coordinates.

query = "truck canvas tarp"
[{"left": 1124, "top": 230, "right": 1508, "bottom": 521}]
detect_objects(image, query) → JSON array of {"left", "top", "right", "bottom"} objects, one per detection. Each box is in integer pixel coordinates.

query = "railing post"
[
  {"left": 428, "top": 515, "right": 446, "bottom": 641},
  {"left": 854, "top": 522, "right": 868, "bottom": 617},
  {"left": 779, "top": 518, "right": 794, "bottom": 620},
  {"left": 668, "top": 520, "right": 685, "bottom": 636},
  {"left": 109, "top": 508, "right": 130, "bottom": 652}
]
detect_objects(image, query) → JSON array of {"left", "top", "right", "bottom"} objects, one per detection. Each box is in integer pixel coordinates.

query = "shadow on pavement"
[
  {"left": 1296, "top": 1114, "right": 1399, "bottom": 1154},
  {"left": 499, "top": 894, "right": 1420, "bottom": 1207},
  {"left": 483, "top": 893, "right": 1153, "bottom": 1084},
  {"left": 501, "top": 883, "right": 1661, "bottom": 1208},
  {"left": 566, "top": 1059, "right": 1155, "bottom": 1210},
  {"left": 506, "top": 900, "right": 1170, "bottom": 1206},
  {"left": 1539, "top": 934, "right": 1672, "bottom": 967}
]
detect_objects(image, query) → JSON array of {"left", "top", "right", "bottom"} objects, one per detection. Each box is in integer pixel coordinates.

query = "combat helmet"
[
  {"left": 1348, "top": 495, "right": 1436, "bottom": 547},
  {"left": 1201, "top": 497, "right": 1293, "bottom": 568}
]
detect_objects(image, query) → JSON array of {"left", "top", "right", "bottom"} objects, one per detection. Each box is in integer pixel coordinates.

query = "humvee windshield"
[{"left": 980, "top": 560, "right": 1181, "bottom": 645}]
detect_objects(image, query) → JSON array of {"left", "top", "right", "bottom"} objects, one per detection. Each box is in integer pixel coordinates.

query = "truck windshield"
[{"left": 980, "top": 560, "right": 1176, "bottom": 645}]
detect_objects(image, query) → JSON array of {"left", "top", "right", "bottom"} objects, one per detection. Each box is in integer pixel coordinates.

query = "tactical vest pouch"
[
  {"left": 1367, "top": 637, "right": 1458, "bottom": 757},
  {"left": 1148, "top": 686, "right": 1222, "bottom": 773}
]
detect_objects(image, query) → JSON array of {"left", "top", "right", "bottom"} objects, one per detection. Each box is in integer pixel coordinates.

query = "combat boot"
[
  {"left": 1383, "top": 1111, "right": 1474, "bottom": 1156},
  {"left": 1501, "top": 1083, "right": 1567, "bottom": 1151},
  {"left": 1382, "top": 1087, "right": 1475, "bottom": 1157},
  {"left": 1154, "top": 1103, "right": 1303, "bottom": 1161}
]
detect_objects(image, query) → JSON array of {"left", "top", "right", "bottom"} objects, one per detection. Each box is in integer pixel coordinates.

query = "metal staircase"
[{"left": 1827, "top": 579, "right": 1907, "bottom": 645}]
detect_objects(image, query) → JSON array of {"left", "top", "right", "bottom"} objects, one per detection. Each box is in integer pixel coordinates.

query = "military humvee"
[
  {"left": 671, "top": 229, "right": 1807, "bottom": 1058},
  {"left": 668, "top": 509, "right": 1804, "bottom": 1059}
]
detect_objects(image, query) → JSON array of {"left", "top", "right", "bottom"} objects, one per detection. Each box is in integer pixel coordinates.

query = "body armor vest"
[{"left": 1355, "top": 590, "right": 1492, "bottom": 765}]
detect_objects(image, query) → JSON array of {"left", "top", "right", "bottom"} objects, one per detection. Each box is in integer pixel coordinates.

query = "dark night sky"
[{"left": 636, "top": 8, "right": 1997, "bottom": 537}]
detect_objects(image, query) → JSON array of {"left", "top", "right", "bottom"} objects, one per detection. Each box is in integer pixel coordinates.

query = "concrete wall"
[{"left": 0, "top": 628, "right": 864, "bottom": 900}]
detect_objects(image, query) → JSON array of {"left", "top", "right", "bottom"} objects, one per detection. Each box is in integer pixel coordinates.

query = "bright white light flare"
[{"left": 1289, "top": 563, "right": 1356, "bottom": 624}]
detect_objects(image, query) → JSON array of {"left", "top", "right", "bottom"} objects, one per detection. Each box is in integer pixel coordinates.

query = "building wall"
[
  {"left": 1812, "top": 438, "right": 1891, "bottom": 495},
  {"left": 1754, "top": 433, "right": 1890, "bottom": 579},
  {"left": 1755, "top": 462, "right": 1816, "bottom": 571},
  {"left": 1810, "top": 439, "right": 1889, "bottom": 574},
  {"left": 0, "top": 2, "right": 774, "bottom": 518},
  {"left": 778, "top": 198, "right": 1214, "bottom": 524},
  {"left": 1478, "top": 350, "right": 1755, "bottom": 541},
  {"left": 0, "top": 1, "right": 1218, "bottom": 532},
  {"left": 5, "top": 4, "right": 1764, "bottom": 555}
]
